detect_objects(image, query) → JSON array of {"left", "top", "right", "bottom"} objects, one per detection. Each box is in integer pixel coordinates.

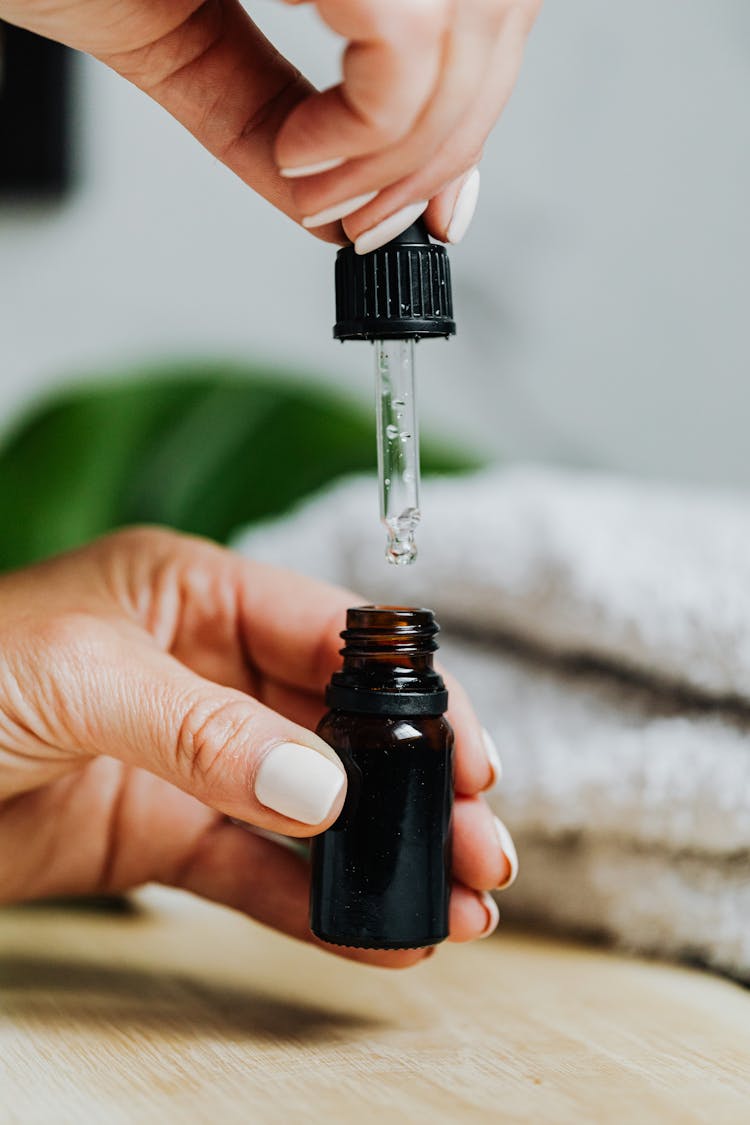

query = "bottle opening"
[
  {"left": 327, "top": 605, "right": 448, "bottom": 716},
  {"left": 341, "top": 606, "right": 439, "bottom": 652}
]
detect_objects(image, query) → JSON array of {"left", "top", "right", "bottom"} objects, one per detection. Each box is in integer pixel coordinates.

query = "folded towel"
[{"left": 235, "top": 467, "right": 750, "bottom": 980}]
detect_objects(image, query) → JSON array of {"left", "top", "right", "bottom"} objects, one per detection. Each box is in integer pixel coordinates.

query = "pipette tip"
[{"left": 385, "top": 530, "right": 418, "bottom": 566}]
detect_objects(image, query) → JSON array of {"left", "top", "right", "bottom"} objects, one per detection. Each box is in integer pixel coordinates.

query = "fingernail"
[
  {"left": 280, "top": 157, "right": 345, "bottom": 179},
  {"left": 446, "top": 167, "right": 480, "bottom": 244},
  {"left": 482, "top": 726, "right": 502, "bottom": 789},
  {"left": 478, "top": 891, "right": 500, "bottom": 938},
  {"left": 494, "top": 816, "right": 519, "bottom": 889},
  {"left": 354, "top": 200, "right": 428, "bottom": 255},
  {"left": 254, "top": 742, "right": 345, "bottom": 825},
  {"left": 302, "top": 190, "right": 378, "bottom": 229}
]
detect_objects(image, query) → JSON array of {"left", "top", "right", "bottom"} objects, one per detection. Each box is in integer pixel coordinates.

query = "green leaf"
[{"left": 0, "top": 361, "right": 480, "bottom": 571}]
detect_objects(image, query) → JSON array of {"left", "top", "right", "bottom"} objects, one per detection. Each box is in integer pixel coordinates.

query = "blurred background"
[{"left": 0, "top": 0, "right": 748, "bottom": 566}]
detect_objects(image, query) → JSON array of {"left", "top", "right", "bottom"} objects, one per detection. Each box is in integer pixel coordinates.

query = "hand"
[
  {"left": 0, "top": 0, "right": 540, "bottom": 250},
  {"left": 0, "top": 529, "right": 516, "bottom": 967}
]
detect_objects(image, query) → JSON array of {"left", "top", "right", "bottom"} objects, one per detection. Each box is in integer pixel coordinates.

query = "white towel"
[{"left": 234, "top": 467, "right": 750, "bottom": 980}]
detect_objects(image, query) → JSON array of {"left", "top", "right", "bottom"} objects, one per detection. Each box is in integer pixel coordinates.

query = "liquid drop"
[{"left": 385, "top": 531, "right": 418, "bottom": 566}]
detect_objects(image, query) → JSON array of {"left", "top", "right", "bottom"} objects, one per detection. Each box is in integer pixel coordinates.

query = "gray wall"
[{"left": 2, "top": 1, "right": 748, "bottom": 484}]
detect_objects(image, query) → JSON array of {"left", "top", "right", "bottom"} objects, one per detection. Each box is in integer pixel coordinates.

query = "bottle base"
[{"left": 311, "top": 927, "right": 448, "bottom": 951}]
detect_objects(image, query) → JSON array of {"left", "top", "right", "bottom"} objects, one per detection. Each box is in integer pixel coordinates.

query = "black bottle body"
[{"left": 311, "top": 709, "right": 454, "bottom": 949}]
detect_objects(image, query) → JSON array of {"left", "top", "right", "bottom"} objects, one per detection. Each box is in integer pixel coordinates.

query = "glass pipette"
[
  {"left": 333, "top": 219, "right": 455, "bottom": 565},
  {"left": 374, "top": 337, "right": 420, "bottom": 564}
]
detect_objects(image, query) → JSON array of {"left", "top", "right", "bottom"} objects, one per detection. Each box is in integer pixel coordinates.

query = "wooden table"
[{"left": 1, "top": 886, "right": 748, "bottom": 1124}]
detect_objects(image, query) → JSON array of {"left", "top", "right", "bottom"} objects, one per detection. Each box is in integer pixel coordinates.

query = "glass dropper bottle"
[{"left": 333, "top": 220, "right": 456, "bottom": 565}]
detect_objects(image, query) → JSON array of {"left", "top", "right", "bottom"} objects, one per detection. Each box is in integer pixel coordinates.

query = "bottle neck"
[{"left": 326, "top": 606, "right": 448, "bottom": 717}]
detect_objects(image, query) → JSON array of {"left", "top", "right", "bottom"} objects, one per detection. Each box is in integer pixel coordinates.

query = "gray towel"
[{"left": 235, "top": 467, "right": 750, "bottom": 979}]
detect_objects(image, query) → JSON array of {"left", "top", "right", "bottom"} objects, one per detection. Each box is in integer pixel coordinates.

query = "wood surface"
[{"left": 1, "top": 885, "right": 748, "bottom": 1124}]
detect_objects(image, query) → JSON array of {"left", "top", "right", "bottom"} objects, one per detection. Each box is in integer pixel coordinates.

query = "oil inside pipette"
[
  {"left": 375, "top": 339, "right": 421, "bottom": 565},
  {"left": 385, "top": 512, "right": 419, "bottom": 565}
]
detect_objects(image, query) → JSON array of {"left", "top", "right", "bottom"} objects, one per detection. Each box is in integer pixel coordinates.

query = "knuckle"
[
  {"left": 342, "top": 60, "right": 412, "bottom": 143},
  {"left": 108, "top": 522, "right": 165, "bottom": 549},
  {"left": 400, "top": 0, "right": 446, "bottom": 37},
  {"left": 443, "top": 148, "right": 485, "bottom": 188},
  {"left": 476, "top": 0, "right": 504, "bottom": 22},
  {"left": 96, "top": 526, "right": 179, "bottom": 575},
  {"left": 509, "top": 0, "right": 542, "bottom": 28},
  {"left": 478, "top": 0, "right": 539, "bottom": 29},
  {"left": 103, "top": 526, "right": 169, "bottom": 553},
  {"left": 367, "top": 0, "right": 448, "bottom": 40},
  {"left": 33, "top": 611, "right": 103, "bottom": 664},
  {"left": 465, "top": 145, "right": 485, "bottom": 170},
  {"left": 226, "top": 73, "right": 307, "bottom": 158},
  {"left": 368, "top": 107, "right": 411, "bottom": 144},
  {"left": 10, "top": 612, "right": 113, "bottom": 742},
  {"left": 175, "top": 695, "right": 257, "bottom": 793}
]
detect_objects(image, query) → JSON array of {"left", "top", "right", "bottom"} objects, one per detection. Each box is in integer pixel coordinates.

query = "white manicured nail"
[
  {"left": 254, "top": 742, "right": 345, "bottom": 825},
  {"left": 354, "top": 200, "right": 428, "bottom": 255},
  {"left": 494, "top": 816, "right": 519, "bottom": 889},
  {"left": 280, "top": 157, "right": 345, "bottom": 179},
  {"left": 446, "top": 167, "right": 480, "bottom": 244},
  {"left": 479, "top": 891, "right": 500, "bottom": 938},
  {"left": 482, "top": 727, "right": 502, "bottom": 788},
  {"left": 302, "top": 191, "right": 378, "bottom": 229}
]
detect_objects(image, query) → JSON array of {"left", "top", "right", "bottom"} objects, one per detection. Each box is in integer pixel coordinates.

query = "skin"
[
  {"left": 0, "top": 0, "right": 541, "bottom": 245},
  {"left": 0, "top": 530, "right": 512, "bottom": 968}
]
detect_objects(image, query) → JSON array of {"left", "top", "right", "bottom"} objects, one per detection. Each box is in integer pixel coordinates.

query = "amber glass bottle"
[{"left": 310, "top": 606, "right": 454, "bottom": 950}]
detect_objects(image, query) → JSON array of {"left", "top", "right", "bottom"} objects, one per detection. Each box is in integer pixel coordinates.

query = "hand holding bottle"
[{"left": 0, "top": 530, "right": 516, "bottom": 967}]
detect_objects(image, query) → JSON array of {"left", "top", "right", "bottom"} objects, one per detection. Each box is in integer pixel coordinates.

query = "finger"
[
  {"left": 303, "top": 4, "right": 532, "bottom": 250},
  {"left": 346, "top": 16, "right": 528, "bottom": 244},
  {"left": 98, "top": 530, "right": 358, "bottom": 697},
  {"left": 287, "top": 0, "right": 503, "bottom": 230},
  {"left": 340, "top": 5, "right": 533, "bottom": 245},
  {"left": 96, "top": 0, "right": 344, "bottom": 244},
  {"left": 258, "top": 679, "right": 327, "bottom": 733},
  {"left": 447, "top": 881, "right": 499, "bottom": 943},
  {"left": 424, "top": 166, "right": 481, "bottom": 244},
  {"left": 276, "top": 0, "right": 449, "bottom": 175},
  {"left": 239, "top": 561, "right": 358, "bottom": 693},
  {"left": 34, "top": 616, "right": 347, "bottom": 836},
  {"left": 442, "top": 669, "right": 498, "bottom": 796},
  {"left": 452, "top": 796, "right": 517, "bottom": 891},
  {"left": 0, "top": 758, "right": 221, "bottom": 904}
]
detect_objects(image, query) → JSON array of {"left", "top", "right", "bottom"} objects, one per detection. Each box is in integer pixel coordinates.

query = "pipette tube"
[{"left": 374, "top": 337, "right": 420, "bottom": 564}]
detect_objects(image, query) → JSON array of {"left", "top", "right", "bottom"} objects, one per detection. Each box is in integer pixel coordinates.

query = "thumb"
[{"left": 50, "top": 619, "right": 347, "bottom": 836}]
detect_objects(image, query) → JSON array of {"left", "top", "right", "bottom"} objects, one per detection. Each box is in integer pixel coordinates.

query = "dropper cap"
[{"left": 333, "top": 219, "right": 456, "bottom": 341}]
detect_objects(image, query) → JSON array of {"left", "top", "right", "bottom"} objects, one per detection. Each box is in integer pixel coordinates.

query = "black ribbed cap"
[{"left": 334, "top": 219, "right": 455, "bottom": 341}]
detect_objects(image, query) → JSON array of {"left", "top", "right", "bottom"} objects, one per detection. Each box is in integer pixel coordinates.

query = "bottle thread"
[{"left": 327, "top": 606, "right": 448, "bottom": 714}]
